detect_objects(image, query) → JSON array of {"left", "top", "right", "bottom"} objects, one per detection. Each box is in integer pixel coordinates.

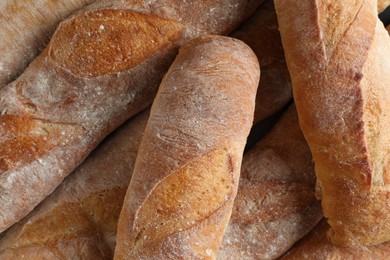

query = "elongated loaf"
[
  {"left": 275, "top": 0, "right": 390, "bottom": 246},
  {"left": 0, "top": 106, "right": 319, "bottom": 259},
  {"left": 0, "top": 0, "right": 262, "bottom": 233},
  {"left": 231, "top": 0, "right": 292, "bottom": 123},
  {"left": 218, "top": 105, "right": 322, "bottom": 260},
  {"left": 378, "top": 0, "right": 390, "bottom": 12},
  {"left": 115, "top": 35, "right": 259, "bottom": 259},
  {"left": 0, "top": 0, "right": 96, "bottom": 88},
  {"left": 0, "top": 110, "right": 148, "bottom": 259},
  {"left": 282, "top": 219, "right": 390, "bottom": 260},
  {"left": 387, "top": 25, "right": 390, "bottom": 33}
]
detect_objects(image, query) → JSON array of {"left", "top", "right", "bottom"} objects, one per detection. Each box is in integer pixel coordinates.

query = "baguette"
[
  {"left": 0, "top": 0, "right": 263, "bottom": 233},
  {"left": 115, "top": 35, "right": 260, "bottom": 259},
  {"left": 0, "top": 105, "right": 320, "bottom": 259},
  {"left": 378, "top": 0, "right": 390, "bottom": 12},
  {"left": 282, "top": 219, "right": 390, "bottom": 260},
  {"left": 218, "top": 104, "right": 323, "bottom": 260},
  {"left": 275, "top": 0, "right": 390, "bottom": 246},
  {"left": 387, "top": 25, "right": 390, "bottom": 33},
  {"left": 0, "top": 104, "right": 321, "bottom": 259},
  {"left": 0, "top": 111, "right": 148, "bottom": 259},
  {"left": 0, "top": 0, "right": 96, "bottom": 88},
  {"left": 231, "top": 0, "right": 291, "bottom": 123}
]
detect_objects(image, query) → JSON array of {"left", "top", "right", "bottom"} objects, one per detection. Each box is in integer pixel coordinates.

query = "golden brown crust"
[
  {"left": 0, "top": 0, "right": 96, "bottom": 88},
  {"left": 231, "top": 0, "right": 292, "bottom": 123},
  {"left": 0, "top": 0, "right": 261, "bottom": 233},
  {"left": 0, "top": 111, "right": 149, "bottom": 259},
  {"left": 378, "top": 0, "right": 390, "bottom": 12},
  {"left": 50, "top": 9, "right": 183, "bottom": 77},
  {"left": 218, "top": 105, "right": 322, "bottom": 259},
  {"left": 114, "top": 35, "right": 260, "bottom": 259},
  {"left": 275, "top": 0, "right": 390, "bottom": 246},
  {"left": 282, "top": 220, "right": 390, "bottom": 260},
  {"left": 0, "top": 115, "right": 83, "bottom": 173}
]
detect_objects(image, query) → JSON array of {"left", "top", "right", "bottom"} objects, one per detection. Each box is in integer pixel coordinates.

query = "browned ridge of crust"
[
  {"left": 282, "top": 219, "right": 390, "bottom": 260},
  {"left": 49, "top": 9, "right": 183, "bottom": 77},
  {"left": 218, "top": 104, "right": 323, "bottom": 260},
  {"left": 378, "top": 0, "right": 390, "bottom": 12},
  {"left": 114, "top": 35, "right": 260, "bottom": 259},
  {"left": 0, "top": 111, "right": 148, "bottom": 259},
  {"left": 230, "top": 0, "right": 292, "bottom": 123},
  {"left": 0, "top": 0, "right": 96, "bottom": 88},
  {"left": 275, "top": 0, "right": 390, "bottom": 246},
  {"left": 0, "top": 0, "right": 262, "bottom": 233}
]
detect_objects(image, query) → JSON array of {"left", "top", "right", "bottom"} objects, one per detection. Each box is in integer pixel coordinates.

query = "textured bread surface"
[
  {"left": 231, "top": 0, "right": 292, "bottom": 123},
  {"left": 114, "top": 35, "right": 260, "bottom": 259},
  {"left": 0, "top": 0, "right": 96, "bottom": 88},
  {"left": 0, "top": 111, "right": 148, "bottom": 259},
  {"left": 218, "top": 105, "right": 322, "bottom": 260},
  {"left": 275, "top": 0, "right": 390, "bottom": 246},
  {"left": 0, "top": 0, "right": 262, "bottom": 233},
  {"left": 282, "top": 219, "right": 390, "bottom": 259}
]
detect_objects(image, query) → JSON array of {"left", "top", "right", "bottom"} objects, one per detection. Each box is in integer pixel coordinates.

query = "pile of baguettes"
[{"left": 0, "top": 0, "right": 389, "bottom": 259}]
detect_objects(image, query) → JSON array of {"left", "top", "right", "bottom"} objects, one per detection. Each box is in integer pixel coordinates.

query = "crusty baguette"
[
  {"left": 0, "top": 110, "right": 148, "bottom": 259},
  {"left": 0, "top": 105, "right": 321, "bottom": 259},
  {"left": 218, "top": 104, "right": 323, "bottom": 260},
  {"left": 0, "top": 0, "right": 96, "bottom": 88},
  {"left": 115, "top": 35, "right": 260, "bottom": 259},
  {"left": 275, "top": 0, "right": 390, "bottom": 246},
  {"left": 282, "top": 219, "right": 390, "bottom": 260},
  {"left": 378, "top": 0, "right": 390, "bottom": 12},
  {"left": 231, "top": 0, "right": 292, "bottom": 123},
  {"left": 387, "top": 25, "right": 390, "bottom": 33},
  {"left": 0, "top": 0, "right": 263, "bottom": 233}
]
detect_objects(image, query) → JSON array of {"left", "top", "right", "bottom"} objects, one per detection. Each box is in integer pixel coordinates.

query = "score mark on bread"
[
  {"left": 132, "top": 149, "right": 233, "bottom": 251},
  {"left": 49, "top": 9, "right": 183, "bottom": 77},
  {"left": 0, "top": 115, "right": 83, "bottom": 173}
]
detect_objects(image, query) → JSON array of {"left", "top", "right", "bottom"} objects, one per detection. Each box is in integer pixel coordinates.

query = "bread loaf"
[
  {"left": 0, "top": 0, "right": 96, "bottom": 88},
  {"left": 231, "top": 0, "right": 292, "bottom": 123},
  {"left": 218, "top": 105, "right": 322, "bottom": 260},
  {"left": 378, "top": 0, "right": 390, "bottom": 12},
  {"left": 0, "top": 108, "right": 322, "bottom": 259},
  {"left": 387, "top": 25, "right": 390, "bottom": 33},
  {"left": 275, "top": 0, "right": 390, "bottom": 246},
  {"left": 282, "top": 219, "right": 390, "bottom": 259},
  {"left": 0, "top": 0, "right": 263, "bottom": 233},
  {"left": 114, "top": 35, "right": 259, "bottom": 259},
  {"left": 0, "top": 110, "right": 148, "bottom": 259}
]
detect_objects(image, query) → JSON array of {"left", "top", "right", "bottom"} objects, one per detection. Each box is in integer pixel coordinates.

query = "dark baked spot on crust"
[
  {"left": 0, "top": 158, "right": 8, "bottom": 173},
  {"left": 49, "top": 9, "right": 183, "bottom": 77},
  {"left": 353, "top": 71, "right": 364, "bottom": 81}
]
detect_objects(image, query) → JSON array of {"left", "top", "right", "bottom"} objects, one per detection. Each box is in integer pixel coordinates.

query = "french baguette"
[
  {"left": 218, "top": 104, "right": 323, "bottom": 260},
  {"left": 0, "top": 110, "right": 148, "bottom": 259},
  {"left": 0, "top": 0, "right": 263, "bottom": 233},
  {"left": 0, "top": 0, "right": 96, "bottom": 88},
  {"left": 0, "top": 108, "right": 321, "bottom": 259},
  {"left": 282, "top": 219, "right": 390, "bottom": 260},
  {"left": 114, "top": 35, "right": 259, "bottom": 259},
  {"left": 275, "top": 0, "right": 390, "bottom": 246},
  {"left": 231, "top": 0, "right": 292, "bottom": 123},
  {"left": 0, "top": 105, "right": 321, "bottom": 259},
  {"left": 387, "top": 25, "right": 390, "bottom": 33}
]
